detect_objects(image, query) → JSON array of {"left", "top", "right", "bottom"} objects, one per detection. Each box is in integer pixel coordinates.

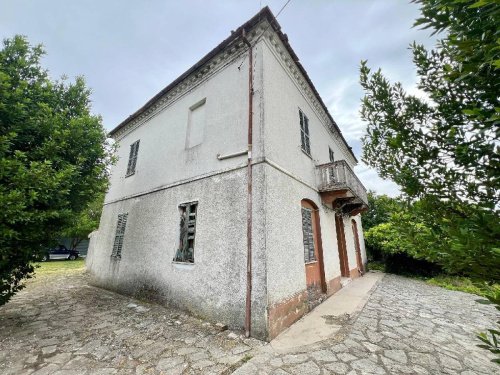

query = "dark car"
[{"left": 43, "top": 245, "right": 79, "bottom": 261}]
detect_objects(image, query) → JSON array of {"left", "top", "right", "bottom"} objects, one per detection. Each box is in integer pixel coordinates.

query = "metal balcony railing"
[{"left": 316, "top": 160, "right": 368, "bottom": 206}]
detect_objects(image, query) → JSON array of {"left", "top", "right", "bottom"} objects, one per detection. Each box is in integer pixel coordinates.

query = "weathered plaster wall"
[
  {"left": 86, "top": 167, "right": 268, "bottom": 338},
  {"left": 106, "top": 46, "right": 262, "bottom": 204},
  {"left": 261, "top": 39, "right": 356, "bottom": 189},
  {"left": 263, "top": 164, "right": 341, "bottom": 306}
]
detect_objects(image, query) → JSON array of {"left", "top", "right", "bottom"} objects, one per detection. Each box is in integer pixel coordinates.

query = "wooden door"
[
  {"left": 301, "top": 201, "right": 326, "bottom": 307},
  {"left": 351, "top": 219, "right": 364, "bottom": 274},
  {"left": 335, "top": 213, "right": 349, "bottom": 277}
]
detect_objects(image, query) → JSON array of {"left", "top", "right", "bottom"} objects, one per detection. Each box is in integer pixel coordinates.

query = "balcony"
[{"left": 316, "top": 160, "right": 368, "bottom": 215}]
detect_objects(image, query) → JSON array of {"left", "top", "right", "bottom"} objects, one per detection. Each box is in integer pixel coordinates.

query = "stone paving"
[
  {"left": 0, "top": 271, "right": 264, "bottom": 375},
  {"left": 0, "top": 270, "right": 498, "bottom": 374},
  {"left": 235, "top": 274, "right": 499, "bottom": 375}
]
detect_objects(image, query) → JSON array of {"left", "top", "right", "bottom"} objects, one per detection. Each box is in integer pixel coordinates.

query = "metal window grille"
[
  {"left": 126, "top": 140, "right": 140, "bottom": 176},
  {"left": 173, "top": 202, "right": 197, "bottom": 263},
  {"left": 111, "top": 213, "right": 128, "bottom": 258},
  {"left": 329, "top": 147, "right": 335, "bottom": 162},
  {"left": 301, "top": 207, "right": 316, "bottom": 262},
  {"left": 299, "top": 110, "right": 311, "bottom": 155}
]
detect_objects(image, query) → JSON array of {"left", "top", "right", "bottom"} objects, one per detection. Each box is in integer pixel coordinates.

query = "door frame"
[{"left": 335, "top": 213, "right": 350, "bottom": 277}]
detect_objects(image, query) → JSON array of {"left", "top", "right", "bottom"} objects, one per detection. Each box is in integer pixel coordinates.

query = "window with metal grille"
[
  {"left": 111, "top": 213, "right": 128, "bottom": 258},
  {"left": 173, "top": 202, "right": 197, "bottom": 263},
  {"left": 126, "top": 140, "right": 140, "bottom": 176},
  {"left": 329, "top": 147, "right": 335, "bottom": 162},
  {"left": 299, "top": 110, "right": 311, "bottom": 155},
  {"left": 301, "top": 207, "right": 316, "bottom": 262}
]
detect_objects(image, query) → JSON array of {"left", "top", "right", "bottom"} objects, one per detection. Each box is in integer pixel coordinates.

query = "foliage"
[
  {"left": 0, "top": 36, "right": 112, "bottom": 305},
  {"left": 363, "top": 191, "right": 403, "bottom": 231},
  {"left": 476, "top": 288, "right": 500, "bottom": 363},
  {"left": 359, "top": 0, "right": 499, "bottom": 282},
  {"left": 61, "top": 192, "right": 104, "bottom": 250},
  {"left": 427, "top": 276, "right": 498, "bottom": 298}
]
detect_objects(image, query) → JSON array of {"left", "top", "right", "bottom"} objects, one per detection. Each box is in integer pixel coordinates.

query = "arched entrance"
[
  {"left": 301, "top": 200, "right": 327, "bottom": 308},
  {"left": 335, "top": 213, "right": 350, "bottom": 277},
  {"left": 351, "top": 219, "right": 364, "bottom": 274}
]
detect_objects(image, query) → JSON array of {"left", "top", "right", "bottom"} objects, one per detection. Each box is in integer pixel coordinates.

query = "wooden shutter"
[
  {"left": 300, "top": 110, "right": 311, "bottom": 155},
  {"left": 112, "top": 213, "right": 128, "bottom": 258},
  {"left": 301, "top": 208, "right": 315, "bottom": 262},
  {"left": 126, "top": 140, "right": 140, "bottom": 176}
]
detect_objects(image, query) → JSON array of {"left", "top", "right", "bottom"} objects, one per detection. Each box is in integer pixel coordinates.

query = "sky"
[{"left": 0, "top": 0, "right": 437, "bottom": 197}]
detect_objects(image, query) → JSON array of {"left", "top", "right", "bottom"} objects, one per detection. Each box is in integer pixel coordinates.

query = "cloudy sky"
[{"left": 1, "top": 0, "right": 437, "bottom": 196}]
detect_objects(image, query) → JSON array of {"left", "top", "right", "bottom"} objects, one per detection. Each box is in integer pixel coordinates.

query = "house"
[{"left": 86, "top": 7, "right": 368, "bottom": 341}]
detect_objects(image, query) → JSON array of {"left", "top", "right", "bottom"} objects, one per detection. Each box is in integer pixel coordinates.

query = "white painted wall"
[
  {"left": 260, "top": 33, "right": 366, "bottom": 305},
  {"left": 105, "top": 53, "right": 257, "bottom": 204}
]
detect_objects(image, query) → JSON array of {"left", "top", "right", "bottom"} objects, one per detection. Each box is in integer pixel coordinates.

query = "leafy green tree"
[
  {"left": 61, "top": 192, "right": 104, "bottom": 250},
  {"left": 363, "top": 191, "right": 403, "bottom": 231},
  {"left": 359, "top": 0, "right": 499, "bottom": 280},
  {"left": 0, "top": 36, "right": 112, "bottom": 305}
]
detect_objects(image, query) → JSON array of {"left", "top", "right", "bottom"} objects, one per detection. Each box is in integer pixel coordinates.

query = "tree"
[
  {"left": 359, "top": 0, "right": 499, "bottom": 280},
  {"left": 61, "top": 192, "right": 105, "bottom": 250},
  {"left": 0, "top": 36, "right": 112, "bottom": 305},
  {"left": 363, "top": 191, "right": 403, "bottom": 231}
]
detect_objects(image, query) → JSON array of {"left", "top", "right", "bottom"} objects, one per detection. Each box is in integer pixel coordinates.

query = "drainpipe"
[{"left": 242, "top": 29, "right": 253, "bottom": 338}]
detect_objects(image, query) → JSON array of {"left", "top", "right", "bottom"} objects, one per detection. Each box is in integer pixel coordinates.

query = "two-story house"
[{"left": 86, "top": 7, "right": 368, "bottom": 341}]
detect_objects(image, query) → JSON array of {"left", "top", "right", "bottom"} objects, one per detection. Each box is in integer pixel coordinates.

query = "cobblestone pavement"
[
  {"left": 235, "top": 274, "right": 499, "bottom": 375},
  {"left": 0, "top": 272, "right": 498, "bottom": 375},
  {"left": 0, "top": 271, "right": 264, "bottom": 375}
]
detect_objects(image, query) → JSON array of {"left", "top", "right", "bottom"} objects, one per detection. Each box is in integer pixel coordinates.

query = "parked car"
[{"left": 43, "top": 245, "right": 79, "bottom": 261}]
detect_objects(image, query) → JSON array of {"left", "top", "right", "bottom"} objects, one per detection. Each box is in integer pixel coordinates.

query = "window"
[
  {"left": 111, "top": 213, "right": 128, "bottom": 258},
  {"left": 329, "top": 147, "right": 335, "bottom": 162},
  {"left": 173, "top": 202, "right": 198, "bottom": 263},
  {"left": 301, "top": 207, "right": 316, "bottom": 263},
  {"left": 126, "top": 140, "right": 140, "bottom": 176},
  {"left": 186, "top": 99, "right": 206, "bottom": 148},
  {"left": 299, "top": 110, "right": 311, "bottom": 155}
]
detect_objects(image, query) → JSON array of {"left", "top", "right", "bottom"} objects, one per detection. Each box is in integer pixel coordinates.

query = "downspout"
[{"left": 242, "top": 29, "right": 253, "bottom": 338}]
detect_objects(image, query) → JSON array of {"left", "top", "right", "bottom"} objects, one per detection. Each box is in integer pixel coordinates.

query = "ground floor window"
[
  {"left": 301, "top": 207, "right": 316, "bottom": 263},
  {"left": 173, "top": 202, "right": 197, "bottom": 263}
]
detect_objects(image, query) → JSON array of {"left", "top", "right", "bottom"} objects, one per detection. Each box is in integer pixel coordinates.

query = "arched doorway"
[
  {"left": 351, "top": 219, "right": 364, "bottom": 274},
  {"left": 301, "top": 200, "right": 327, "bottom": 308},
  {"left": 335, "top": 213, "right": 349, "bottom": 277}
]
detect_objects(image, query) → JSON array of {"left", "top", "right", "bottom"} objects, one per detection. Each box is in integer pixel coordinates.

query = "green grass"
[
  {"left": 367, "top": 261, "right": 498, "bottom": 298},
  {"left": 426, "top": 275, "right": 499, "bottom": 298},
  {"left": 32, "top": 258, "right": 86, "bottom": 277}
]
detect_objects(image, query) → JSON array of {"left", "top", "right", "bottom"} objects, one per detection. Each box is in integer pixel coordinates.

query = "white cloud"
[{"left": 354, "top": 163, "right": 401, "bottom": 197}]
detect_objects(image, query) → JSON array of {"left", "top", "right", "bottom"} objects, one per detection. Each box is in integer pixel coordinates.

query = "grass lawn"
[
  {"left": 32, "top": 258, "right": 86, "bottom": 278},
  {"left": 367, "top": 261, "right": 499, "bottom": 298}
]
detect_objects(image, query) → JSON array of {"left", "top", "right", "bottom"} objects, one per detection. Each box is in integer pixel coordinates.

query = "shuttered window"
[
  {"left": 329, "top": 147, "right": 335, "bottom": 162},
  {"left": 173, "top": 202, "right": 197, "bottom": 263},
  {"left": 299, "top": 110, "right": 311, "bottom": 155},
  {"left": 126, "top": 140, "right": 140, "bottom": 176},
  {"left": 301, "top": 207, "right": 316, "bottom": 263},
  {"left": 111, "top": 213, "right": 128, "bottom": 258}
]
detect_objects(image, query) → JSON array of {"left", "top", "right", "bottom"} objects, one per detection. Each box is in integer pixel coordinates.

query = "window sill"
[
  {"left": 125, "top": 172, "right": 135, "bottom": 178},
  {"left": 304, "top": 260, "right": 318, "bottom": 265},
  {"left": 301, "top": 149, "right": 313, "bottom": 160},
  {"left": 172, "top": 261, "right": 195, "bottom": 270}
]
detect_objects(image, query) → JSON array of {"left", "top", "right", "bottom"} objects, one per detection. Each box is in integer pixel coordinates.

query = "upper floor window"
[
  {"left": 126, "top": 140, "right": 140, "bottom": 176},
  {"left": 329, "top": 147, "right": 335, "bottom": 162},
  {"left": 186, "top": 99, "right": 206, "bottom": 149},
  {"left": 299, "top": 110, "right": 311, "bottom": 156},
  {"left": 111, "top": 213, "right": 128, "bottom": 258},
  {"left": 173, "top": 202, "right": 198, "bottom": 263}
]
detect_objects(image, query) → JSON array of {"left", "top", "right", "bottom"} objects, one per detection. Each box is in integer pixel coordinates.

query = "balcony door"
[{"left": 335, "top": 213, "right": 350, "bottom": 277}]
